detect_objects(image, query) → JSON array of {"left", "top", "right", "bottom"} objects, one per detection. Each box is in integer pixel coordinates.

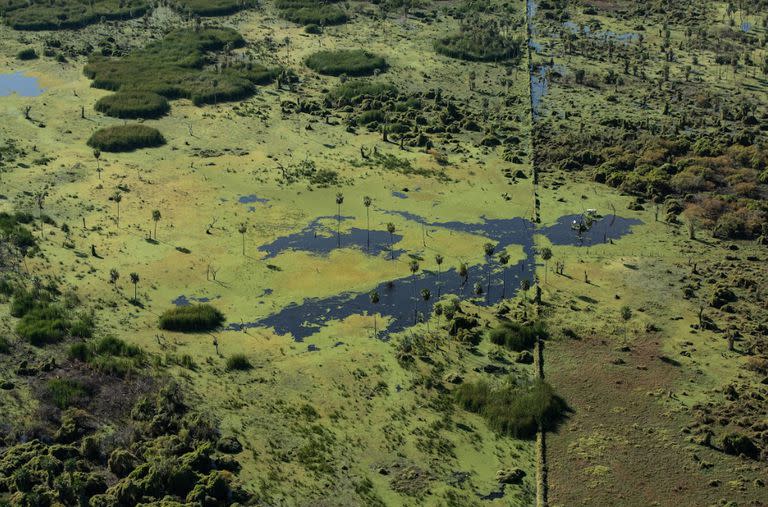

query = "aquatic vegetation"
[
  {"left": 275, "top": 0, "right": 347, "bottom": 26},
  {"left": 94, "top": 91, "right": 170, "bottom": 119},
  {"left": 306, "top": 50, "right": 387, "bottom": 77},
  {"left": 159, "top": 304, "right": 225, "bottom": 332}
]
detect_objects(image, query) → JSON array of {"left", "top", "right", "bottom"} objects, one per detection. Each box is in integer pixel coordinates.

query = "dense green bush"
[
  {"left": 95, "top": 91, "right": 170, "bottom": 119},
  {"left": 455, "top": 379, "right": 566, "bottom": 438},
  {"left": 0, "top": 212, "right": 38, "bottom": 252},
  {"left": 489, "top": 321, "right": 547, "bottom": 351},
  {"left": 16, "top": 305, "right": 70, "bottom": 346},
  {"left": 275, "top": 0, "right": 347, "bottom": 25},
  {"left": 68, "top": 335, "right": 144, "bottom": 377},
  {"left": 0, "top": 336, "right": 10, "bottom": 354},
  {"left": 16, "top": 48, "right": 38, "bottom": 60},
  {"left": 434, "top": 19, "right": 523, "bottom": 62},
  {"left": 225, "top": 354, "right": 252, "bottom": 371},
  {"left": 305, "top": 50, "right": 387, "bottom": 77},
  {"left": 84, "top": 28, "right": 276, "bottom": 108},
  {"left": 45, "top": 379, "right": 91, "bottom": 409},
  {"left": 159, "top": 304, "right": 225, "bottom": 332},
  {"left": 87, "top": 125, "right": 165, "bottom": 152}
]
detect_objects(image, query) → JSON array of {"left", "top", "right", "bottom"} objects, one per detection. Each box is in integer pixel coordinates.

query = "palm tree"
[
  {"left": 370, "top": 290, "right": 380, "bottom": 338},
  {"left": 483, "top": 242, "right": 495, "bottom": 298},
  {"left": 335, "top": 192, "right": 344, "bottom": 248},
  {"left": 130, "top": 272, "right": 140, "bottom": 301},
  {"left": 541, "top": 247, "right": 552, "bottom": 283},
  {"left": 420, "top": 288, "right": 431, "bottom": 332},
  {"left": 409, "top": 260, "right": 419, "bottom": 324},
  {"left": 363, "top": 196, "right": 372, "bottom": 251},
  {"left": 520, "top": 278, "right": 530, "bottom": 316},
  {"left": 458, "top": 262, "right": 468, "bottom": 289},
  {"left": 387, "top": 222, "right": 396, "bottom": 260},
  {"left": 113, "top": 192, "right": 122, "bottom": 228},
  {"left": 434, "top": 302, "right": 443, "bottom": 329},
  {"left": 151, "top": 210, "right": 161, "bottom": 240},
  {"left": 498, "top": 252, "right": 510, "bottom": 298},
  {"left": 93, "top": 149, "right": 101, "bottom": 179},
  {"left": 620, "top": 305, "right": 632, "bottom": 341},
  {"left": 435, "top": 254, "right": 444, "bottom": 297},
  {"left": 238, "top": 223, "right": 247, "bottom": 255},
  {"left": 109, "top": 268, "right": 119, "bottom": 285}
]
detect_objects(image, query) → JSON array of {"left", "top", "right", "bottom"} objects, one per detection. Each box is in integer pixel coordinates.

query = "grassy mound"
[
  {"left": 16, "top": 305, "right": 70, "bottom": 346},
  {"left": 305, "top": 50, "right": 386, "bottom": 77},
  {"left": 3, "top": 0, "right": 149, "bottom": 31},
  {"left": 275, "top": 0, "right": 347, "bottom": 25},
  {"left": 455, "top": 379, "right": 566, "bottom": 438},
  {"left": 68, "top": 335, "right": 144, "bottom": 377},
  {"left": 159, "top": 304, "right": 225, "bottom": 332},
  {"left": 87, "top": 125, "right": 165, "bottom": 152},
  {"left": 84, "top": 28, "right": 277, "bottom": 107},
  {"left": 489, "top": 321, "right": 548, "bottom": 351},
  {"left": 94, "top": 91, "right": 170, "bottom": 119}
]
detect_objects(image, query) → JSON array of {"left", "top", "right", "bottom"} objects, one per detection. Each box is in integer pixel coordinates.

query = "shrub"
[
  {"left": 45, "top": 379, "right": 90, "bottom": 409},
  {"left": 0, "top": 212, "right": 38, "bottom": 252},
  {"left": 489, "top": 321, "right": 547, "bottom": 351},
  {"left": 306, "top": 50, "right": 386, "bottom": 77},
  {"left": 95, "top": 91, "right": 170, "bottom": 119},
  {"left": 159, "top": 304, "right": 225, "bottom": 332},
  {"left": 434, "top": 22, "right": 523, "bottom": 62},
  {"left": 225, "top": 354, "right": 252, "bottom": 371},
  {"left": 455, "top": 379, "right": 565, "bottom": 438},
  {"left": 93, "top": 335, "right": 142, "bottom": 357},
  {"left": 16, "top": 305, "right": 70, "bottom": 346},
  {"left": 87, "top": 125, "right": 165, "bottom": 152},
  {"left": 68, "top": 342, "right": 93, "bottom": 362},
  {"left": 0, "top": 336, "right": 10, "bottom": 354},
  {"left": 720, "top": 432, "right": 759, "bottom": 459},
  {"left": 16, "top": 48, "right": 38, "bottom": 60},
  {"left": 357, "top": 109, "right": 386, "bottom": 125},
  {"left": 69, "top": 314, "right": 95, "bottom": 339},
  {"left": 304, "top": 23, "right": 321, "bottom": 34},
  {"left": 4, "top": 0, "right": 149, "bottom": 31}
]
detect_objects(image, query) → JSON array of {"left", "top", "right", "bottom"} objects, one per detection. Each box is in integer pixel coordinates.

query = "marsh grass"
[
  {"left": 68, "top": 335, "right": 144, "bottom": 377},
  {"left": 87, "top": 125, "right": 165, "bottom": 152},
  {"left": 45, "top": 379, "right": 91, "bottom": 409},
  {"left": 305, "top": 50, "right": 387, "bottom": 77},
  {"left": 159, "top": 304, "right": 225, "bottom": 332},
  {"left": 455, "top": 379, "right": 565, "bottom": 438},
  {"left": 95, "top": 91, "right": 170, "bottom": 119},
  {"left": 226, "top": 353, "right": 252, "bottom": 371},
  {"left": 327, "top": 80, "right": 397, "bottom": 102}
]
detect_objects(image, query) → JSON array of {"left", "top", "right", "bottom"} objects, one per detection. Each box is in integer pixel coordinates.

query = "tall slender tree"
[
  {"left": 458, "top": 262, "right": 468, "bottom": 289},
  {"left": 152, "top": 210, "right": 161, "bottom": 240},
  {"left": 113, "top": 192, "right": 122, "bottom": 228},
  {"left": 238, "top": 223, "right": 247, "bottom": 255},
  {"left": 93, "top": 149, "right": 101, "bottom": 179},
  {"left": 409, "top": 260, "right": 419, "bottom": 324},
  {"left": 420, "top": 288, "right": 431, "bottom": 332},
  {"left": 434, "top": 254, "right": 444, "bottom": 297},
  {"left": 363, "top": 196, "right": 372, "bottom": 251},
  {"left": 387, "top": 222, "right": 396, "bottom": 260},
  {"left": 335, "top": 192, "right": 344, "bottom": 248},
  {"left": 370, "top": 290, "right": 380, "bottom": 338},
  {"left": 498, "top": 252, "right": 510, "bottom": 298},
  {"left": 483, "top": 242, "right": 495, "bottom": 298},
  {"left": 541, "top": 247, "right": 552, "bottom": 283},
  {"left": 130, "top": 272, "right": 140, "bottom": 301}
]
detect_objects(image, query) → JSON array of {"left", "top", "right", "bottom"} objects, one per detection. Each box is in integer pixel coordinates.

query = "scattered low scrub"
[
  {"left": 68, "top": 336, "right": 144, "bottom": 377},
  {"left": 0, "top": 212, "right": 38, "bottom": 253},
  {"left": 327, "top": 80, "right": 397, "bottom": 103},
  {"left": 489, "top": 321, "right": 548, "bottom": 352},
  {"left": 16, "top": 305, "right": 71, "bottom": 346},
  {"left": 455, "top": 379, "right": 566, "bottom": 438},
  {"left": 225, "top": 353, "right": 252, "bottom": 371},
  {"left": 87, "top": 125, "right": 165, "bottom": 152},
  {"left": 2, "top": 0, "right": 149, "bottom": 30},
  {"left": 159, "top": 304, "right": 225, "bottom": 332},
  {"left": 305, "top": 50, "right": 387, "bottom": 77},
  {"left": 94, "top": 91, "right": 170, "bottom": 119}
]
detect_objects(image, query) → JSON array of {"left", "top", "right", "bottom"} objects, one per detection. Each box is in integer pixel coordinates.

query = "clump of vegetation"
[
  {"left": 435, "top": 17, "right": 524, "bottom": 62},
  {"left": 275, "top": 0, "right": 347, "bottom": 26},
  {"left": 84, "top": 28, "right": 277, "bottom": 108},
  {"left": 45, "top": 379, "right": 91, "bottom": 409},
  {"left": 16, "top": 305, "right": 71, "bottom": 346},
  {"left": 0, "top": 212, "right": 37, "bottom": 253},
  {"left": 2, "top": 0, "right": 149, "bottom": 30},
  {"left": 489, "top": 321, "right": 547, "bottom": 351},
  {"left": 0, "top": 336, "right": 10, "bottom": 354},
  {"left": 87, "top": 125, "right": 165, "bottom": 152},
  {"left": 305, "top": 50, "right": 387, "bottom": 77},
  {"left": 327, "top": 80, "right": 397, "bottom": 103},
  {"left": 94, "top": 91, "right": 170, "bottom": 119},
  {"left": 455, "top": 379, "right": 566, "bottom": 438},
  {"left": 69, "top": 335, "right": 144, "bottom": 377},
  {"left": 159, "top": 304, "right": 225, "bottom": 332},
  {"left": 16, "top": 47, "right": 38, "bottom": 60},
  {"left": 225, "top": 354, "right": 252, "bottom": 371}
]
